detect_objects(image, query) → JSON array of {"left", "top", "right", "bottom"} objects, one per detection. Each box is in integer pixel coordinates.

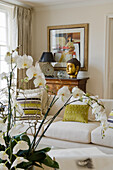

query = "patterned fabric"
[
  {"left": 17, "top": 97, "right": 42, "bottom": 115},
  {"left": 17, "top": 89, "right": 43, "bottom": 115},
  {"left": 63, "top": 104, "right": 89, "bottom": 123},
  {"left": 107, "top": 110, "right": 113, "bottom": 127},
  {"left": 17, "top": 88, "right": 48, "bottom": 114}
]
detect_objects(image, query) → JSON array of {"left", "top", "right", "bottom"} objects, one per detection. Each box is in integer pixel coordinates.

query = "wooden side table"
[{"left": 46, "top": 77, "right": 89, "bottom": 94}]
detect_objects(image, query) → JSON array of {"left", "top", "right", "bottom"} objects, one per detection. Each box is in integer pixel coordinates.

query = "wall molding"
[
  {"left": 33, "top": 0, "right": 113, "bottom": 12},
  {"left": 104, "top": 14, "right": 113, "bottom": 98},
  {"left": 0, "top": 0, "right": 32, "bottom": 8}
]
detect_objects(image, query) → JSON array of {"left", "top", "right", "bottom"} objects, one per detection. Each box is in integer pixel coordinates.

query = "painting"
[{"left": 47, "top": 24, "right": 89, "bottom": 71}]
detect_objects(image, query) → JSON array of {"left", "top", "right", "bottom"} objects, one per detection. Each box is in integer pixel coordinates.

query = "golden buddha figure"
[{"left": 66, "top": 58, "right": 81, "bottom": 79}]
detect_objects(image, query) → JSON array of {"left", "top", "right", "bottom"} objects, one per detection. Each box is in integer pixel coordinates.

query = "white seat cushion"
[
  {"left": 91, "top": 126, "right": 113, "bottom": 148},
  {"left": 44, "top": 121, "right": 99, "bottom": 143}
]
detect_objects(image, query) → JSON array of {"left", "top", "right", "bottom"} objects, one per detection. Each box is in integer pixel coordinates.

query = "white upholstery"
[
  {"left": 44, "top": 121, "right": 99, "bottom": 143},
  {"left": 35, "top": 99, "right": 113, "bottom": 154},
  {"left": 91, "top": 126, "right": 113, "bottom": 148},
  {"left": 47, "top": 95, "right": 65, "bottom": 118},
  {"left": 26, "top": 116, "right": 62, "bottom": 135},
  {"left": 39, "top": 136, "right": 113, "bottom": 154},
  {"left": 47, "top": 96, "right": 113, "bottom": 121}
]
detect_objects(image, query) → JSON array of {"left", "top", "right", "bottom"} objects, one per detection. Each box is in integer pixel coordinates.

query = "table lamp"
[{"left": 39, "top": 52, "right": 55, "bottom": 77}]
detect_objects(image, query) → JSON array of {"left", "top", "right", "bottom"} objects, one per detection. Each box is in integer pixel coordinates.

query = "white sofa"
[{"left": 38, "top": 99, "right": 113, "bottom": 154}]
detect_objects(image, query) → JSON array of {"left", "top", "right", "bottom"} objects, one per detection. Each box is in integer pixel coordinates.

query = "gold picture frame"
[{"left": 47, "top": 23, "right": 89, "bottom": 71}]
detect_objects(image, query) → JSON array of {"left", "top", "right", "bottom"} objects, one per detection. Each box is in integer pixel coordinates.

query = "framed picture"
[{"left": 47, "top": 24, "right": 89, "bottom": 71}]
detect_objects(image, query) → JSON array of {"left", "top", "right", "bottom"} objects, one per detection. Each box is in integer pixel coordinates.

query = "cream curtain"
[{"left": 13, "top": 6, "right": 32, "bottom": 89}]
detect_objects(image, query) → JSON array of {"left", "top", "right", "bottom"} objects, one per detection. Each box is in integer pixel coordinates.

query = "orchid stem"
[
  {"left": 34, "top": 95, "right": 72, "bottom": 150},
  {"left": 30, "top": 95, "right": 56, "bottom": 151}
]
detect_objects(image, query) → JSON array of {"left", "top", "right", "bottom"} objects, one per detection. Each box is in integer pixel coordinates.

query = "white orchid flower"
[
  {"left": 12, "top": 51, "right": 19, "bottom": 64},
  {"left": 99, "top": 111, "right": 107, "bottom": 122},
  {"left": 5, "top": 55, "right": 12, "bottom": 64},
  {"left": 72, "top": 86, "right": 84, "bottom": 98},
  {"left": 17, "top": 54, "right": 33, "bottom": 69},
  {"left": 33, "top": 74, "right": 46, "bottom": 87},
  {"left": 9, "top": 123, "right": 28, "bottom": 138},
  {"left": 0, "top": 163, "right": 8, "bottom": 170},
  {"left": 11, "top": 157, "right": 29, "bottom": 168},
  {"left": 95, "top": 110, "right": 107, "bottom": 121},
  {"left": 13, "top": 140, "right": 29, "bottom": 154},
  {"left": 92, "top": 102, "right": 104, "bottom": 115},
  {"left": 16, "top": 168, "right": 25, "bottom": 170},
  {"left": 0, "top": 119, "right": 7, "bottom": 132},
  {"left": 57, "top": 86, "right": 71, "bottom": 102},
  {"left": 0, "top": 133, "right": 6, "bottom": 146},
  {"left": 101, "top": 119, "right": 109, "bottom": 131},
  {"left": 0, "top": 72, "right": 7, "bottom": 80},
  {"left": 16, "top": 56, "right": 22, "bottom": 68},
  {"left": 26, "top": 65, "right": 37, "bottom": 80},
  {"left": 0, "top": 151, "right": 10, "bottom": 162},
  {"left": 5, "top": 52, "right": 11, "bottom": 64},
  {"left": 13, "top": 100, "right": 24, "bottom": 117},
  {"left": 26, "top": 62, "right": 42, "bottom": 80},
  {"left": 5, "top": 51, "right": 19, "bottom": 64},
  {"left": 16, "top": 103, "right": 24, "bottom": 117}
]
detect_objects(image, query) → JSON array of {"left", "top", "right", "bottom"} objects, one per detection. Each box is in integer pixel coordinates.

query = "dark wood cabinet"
[{"left": 46, "top": 77, "right": 89, "bottom": 94}]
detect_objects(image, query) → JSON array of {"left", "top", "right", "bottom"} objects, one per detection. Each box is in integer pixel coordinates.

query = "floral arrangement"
[{"left": 0, "top": 47, "right": 108, "bottom": 170}]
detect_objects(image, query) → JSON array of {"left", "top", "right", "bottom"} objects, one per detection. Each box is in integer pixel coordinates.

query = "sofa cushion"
[
  {"left": 17, "top": 88, "right": 48, "bottom": 114},
  {"left": 17, "top": 93, "right": 42, "bottom": 115},
  {"left": 44, "top": 121, "right": 99, "bottom": 144},
  {"left": 70, "top": 97, "right": 99, "bottom": 122},
  {"left": 91, "top": 126, "right": 113, "bottom": 148},
  {"left": 63, "top": 104, "right": 89, "bottom": 123}
]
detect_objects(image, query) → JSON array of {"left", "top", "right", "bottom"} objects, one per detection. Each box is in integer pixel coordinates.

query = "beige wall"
[{"left": 32, "top": 3, "right": 113, "bottom": 98}]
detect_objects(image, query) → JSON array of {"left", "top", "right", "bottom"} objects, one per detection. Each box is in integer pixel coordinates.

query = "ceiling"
[{"left": 2, "top": 0, "right": 113, "bottom": 7}]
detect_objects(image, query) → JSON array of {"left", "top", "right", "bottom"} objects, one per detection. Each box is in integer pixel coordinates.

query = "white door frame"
[{"left": 104, "top": 14, "right": 113, "bottom": 98}]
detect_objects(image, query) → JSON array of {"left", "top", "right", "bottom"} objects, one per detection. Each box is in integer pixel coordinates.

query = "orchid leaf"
[
  {"left": 17, "top": 150, "right": 28, "bottom": 157},
  {"left": 37, "top": 147, "right": 51, "bottom": 153},
  {"left": 21, "top": 134, "right": 31, "bottom": 147},
  {"left": 17, "top": 161, "right": 32, "bottom": 169},
  {"left": 28, "top": 151, "right": 46, "bottom": 162},
  {"left": 41, "top": 155, "right": 59, "bottom": 169}
]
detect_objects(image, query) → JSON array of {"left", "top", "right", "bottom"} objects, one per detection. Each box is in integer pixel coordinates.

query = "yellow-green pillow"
[{"left": 63, "top": 104, "right": 89, "bottom": 123}]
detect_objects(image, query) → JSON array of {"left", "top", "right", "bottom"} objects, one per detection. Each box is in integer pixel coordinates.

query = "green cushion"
[{"left": 63, "top": 104, "right": 89, "bottom": 123}]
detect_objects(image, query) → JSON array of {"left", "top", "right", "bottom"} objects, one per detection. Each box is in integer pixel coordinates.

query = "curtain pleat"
[{"left": 13, "top": 6, "right": 33, "bottom": 89}]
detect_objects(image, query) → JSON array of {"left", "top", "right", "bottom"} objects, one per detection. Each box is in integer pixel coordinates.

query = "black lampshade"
[{"left": 39, "top": 52, "right": 55, "bottom": 62}]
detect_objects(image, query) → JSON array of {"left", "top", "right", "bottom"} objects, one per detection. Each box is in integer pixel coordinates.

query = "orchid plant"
[{"left": 0, "top": 46, "right": 108, "bottom": 170}]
